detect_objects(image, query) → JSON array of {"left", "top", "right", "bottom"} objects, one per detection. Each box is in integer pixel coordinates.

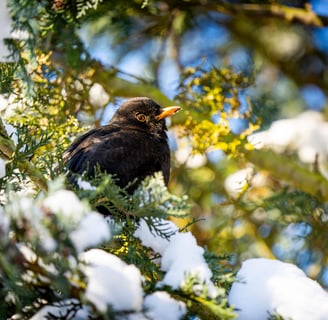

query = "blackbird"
[{"left": 63, "top": 97, "right": 181, "bottom": 193}]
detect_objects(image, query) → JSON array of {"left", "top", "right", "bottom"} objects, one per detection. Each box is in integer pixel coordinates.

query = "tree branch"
[
  {"left": 213, "top": 2, "right": 326, "bottom": 27},
  {"left": 245, "top": 149, "right": 328, "bottom": 202},
  {"left": 0, "top": 119, "right": 48, "bottom": 191},
  {"left": 90, "top": 62, "right": 176, "bottom": 107}
]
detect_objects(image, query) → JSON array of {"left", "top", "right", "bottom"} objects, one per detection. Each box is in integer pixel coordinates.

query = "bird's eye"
[{"left": 136, "top": 113, "right": 147, "bottom": 122}]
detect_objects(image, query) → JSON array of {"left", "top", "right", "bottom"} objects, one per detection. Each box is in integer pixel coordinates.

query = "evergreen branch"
[
  {"left": 179, "top": 217, "right": 205, "bottom": 233},
  {"left": 91, "top": 62, "right": 176, "bottom": 107},
  {"left": 0, "top": 63, "right": 17, "bottom": 94},
  {"left": 0, "top": 119, "right": 48, "bottom": 191},
  {"left": 0, "top": 134, "right": 15, "bottom": 160},
  {"left": 190, "top": 295, "right": 236, "bottom": 320},
  {"left": 245, "top": 149, "right": 328, "bottom": 202},
  {"left": 170, "top": 290, "right": 235, "bottom": 320},
  {"left": 213, "top": 2, "right": 325, "bottom": 27},
  {"left": 76, "top": 0, "right": 103, "bottom": 19},
  {"left": 132, "top": 172, "right": 190, "bottom": 219},
  {"left": 17, "top": 160, "right": 48, "bottom": 191}
]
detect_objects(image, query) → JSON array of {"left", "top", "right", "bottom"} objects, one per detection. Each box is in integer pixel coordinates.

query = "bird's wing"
[
  {"left": 64, "top": 126, "right": 170, "bottom": 187},
  {"left": 63, "top": 125, "right": 120, "bottom": 175},
  {"left": 90, "top": 129, "right": 170, "bottom": 188}
]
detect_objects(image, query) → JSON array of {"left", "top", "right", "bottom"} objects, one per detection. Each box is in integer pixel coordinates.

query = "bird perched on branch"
[{"left": 63, "top": 97, "right": 181, "bottom": 193}]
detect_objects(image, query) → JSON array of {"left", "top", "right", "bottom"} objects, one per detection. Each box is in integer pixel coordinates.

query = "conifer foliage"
[{"left": 0, "top": 174, "right": 234, "bottom": 319}]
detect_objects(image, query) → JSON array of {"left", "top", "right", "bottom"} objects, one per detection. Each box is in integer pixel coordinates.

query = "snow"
[
  {"left": 0, "top": 0, "right": 13, "bottom": 61},
  {"left": 6, "top": 196, "right": 57, "bottom": 251},
  {"left": 135, "top": 219, "right": 219, "bottom": 298},
  {"left": 159, "top": 232, "right": 219, "bottom": 298},
  {"left": 175, "top": 137, "right": 207, "bottom": 168},
  {"left": 0, "top": 0, "right": 28, "bottom": 62},
  {"left": 4, "top": 121, "right": 18, "bottom": 145},
  {"left": 0, "top": 205, "right": 9, "bottom": 234},
  {"left": 88, "top": 83, "right": 110, "bottom": 108},
  {"left": 249, "top": 111, "right": 328, "bottom": 172},
  {"left": 5, "top": 189, "right": 111, "bottom": 252},
  {"left": 17, "top": 243, "right": 37, "bottom": 263},
  {"left": 81, "top": 248, "right": 144, "bottom": 313},
  {"left": 76, "top": 177, "right": 96, "bottom": 190},
  {"left": 224, "top": 167, "right": 253, "bottom": 198},
  {"left": 18, "top": 244, "right": 59, "bottom": 278},
  {"left": 134, "top": 218, "right": 178, "bottom": 255},
  {"left": 0, "top": 159, "right": 6, "bottom": 179},
  {"left": 144, "top": 291, "right": 186, "bottom": 320},
  {"left": 70, "top": 212, "right": 111, "bottom": 252},
  {"left": 8, "top": 185, "right": 328, "bottom": 319},
  {"left": 228, "top": 258, "right": 328, "bottom": 320},
  {"left": 42, "top": 190, "right": 89, "bottom": 224},
  {"left": 0, "top": 120, "right": 18, "bottom": 178}
]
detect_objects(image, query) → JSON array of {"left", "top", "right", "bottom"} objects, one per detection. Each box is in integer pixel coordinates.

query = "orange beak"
[{"left": 156, "top": 106, "right": 182, "bottom": 120}]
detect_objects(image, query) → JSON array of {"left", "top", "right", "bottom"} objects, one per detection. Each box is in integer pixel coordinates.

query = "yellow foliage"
[
  {"left": 5, "top": 51, "right": 87, "bottom": 176},
  {"left": 178, "top": 67, "right": 258, "bottom": 157}
]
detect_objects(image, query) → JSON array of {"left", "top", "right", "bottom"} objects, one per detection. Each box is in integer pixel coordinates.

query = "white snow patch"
[
  {"left": 135, "top": 219, "right": 218, "bottom": 298},
  {"left": 70, "top": 212, "right": 111, "bottom": 252},
  {"left": 249, "top": 111, "right": 328, "bottom": 177},
  {"left": 0, "top": 0, "right": 13, "bottom": 61},
  {"left": 0, "top": 205, "right": 9, "bottom": 233},
  {"left": 42, "top": 190, "right": 88, "bottom": 224},
  {"left": 159, "top": 232, "right": 219, "bottom": 298},
  {"left": 0, "top": 1, "right": 28, "bottom": 62},
  {"left": 89, "top": 83, "right": 109, "bottom": 108},
  {"left": 0, "top": 159, "right": 6, "bottom": 178},
  {"left": 77, "top": 177, "right": 96, "bottom": 190},
  {"left": 224, "top": 167, "right": 253, "bottom": 198},
  {"left": 81, "top": 249, "right": 143, "bottom": 313},
  {"left": 17, "top": 244, "right": 37, "bottom": 263},
  {"left": 134, "top": 218, "right": 178, "bottom": 255},
  {"left": 4, "top": 121, "right": 18, "bottom": 145},
  {"left": 6, "top": 197, "right": 57, "bottom": 251},
  {"left": 144, "top": 291, "right": 186, "bottom": 320},
  {"left": 175, "top": 138, "right": 207, "bottom": 168},
  {"left": 228, "top": 258, "right": 328, "bottom": 320},
  {"left": 0, "top": 119, "right": 18, "bottom": 178}
]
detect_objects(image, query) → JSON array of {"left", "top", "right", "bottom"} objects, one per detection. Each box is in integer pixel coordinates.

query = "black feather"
[{"left": 63, "top": 97, "right": 175, "bottom": 193}]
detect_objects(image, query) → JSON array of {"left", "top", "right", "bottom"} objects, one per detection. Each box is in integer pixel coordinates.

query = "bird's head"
[{"left": 110, "top": 97, "right": 181, "bottom": 137}]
